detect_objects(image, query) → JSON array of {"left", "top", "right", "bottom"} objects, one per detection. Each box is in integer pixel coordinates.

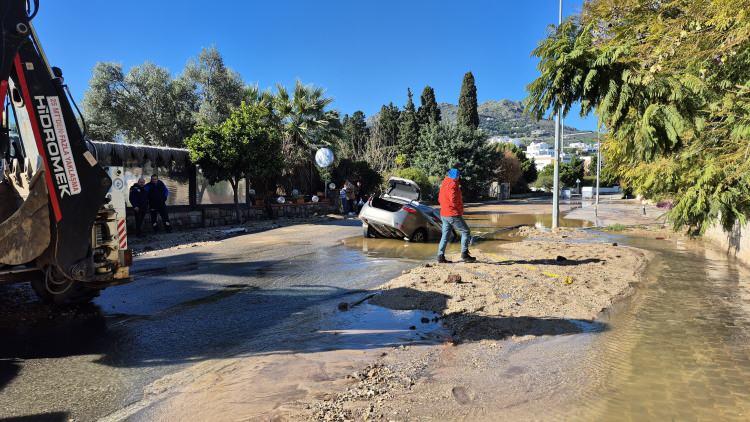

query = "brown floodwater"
[
  {"left": 343, "top": 212, "right": 590, "bottom": 260},
  {"left": 344, "top": 215, "right": 750, "bottom": 420},
  {"left": 569, "top": 234, "right": 750, "bottom": 421}
]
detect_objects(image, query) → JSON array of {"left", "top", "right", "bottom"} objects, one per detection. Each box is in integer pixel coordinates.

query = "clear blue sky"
[{"left": 33, "top": 0, "right": 595, "bottom": 130}]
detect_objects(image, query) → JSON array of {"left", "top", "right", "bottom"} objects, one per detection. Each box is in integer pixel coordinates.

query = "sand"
[{"left": 370, "top": 228, "right": 648, "bottom": 342}]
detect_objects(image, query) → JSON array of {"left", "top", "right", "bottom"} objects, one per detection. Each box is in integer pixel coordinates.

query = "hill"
[
  {"left": 439, "top": 100, "right": 595, "bottom": 143},
  {"left": 363, "top": 99, "right": 595, "bottom": 145}
]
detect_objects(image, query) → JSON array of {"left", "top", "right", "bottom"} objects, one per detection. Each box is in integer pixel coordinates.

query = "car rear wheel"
[
  {"left": 363, "top": 224, "right": 377, "bottom": 238},
  {"left": 410, "top": 228, "right": 427, "bottom": 243}
]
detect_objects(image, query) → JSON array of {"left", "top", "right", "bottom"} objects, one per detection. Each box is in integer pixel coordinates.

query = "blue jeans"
[{"left": 438, "top": 216, "right": 471, "bottom": 257}]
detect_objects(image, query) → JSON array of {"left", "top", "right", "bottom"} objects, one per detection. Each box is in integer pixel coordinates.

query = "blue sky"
[{"left": 33, "top": 0, "right": 595, "bottom": 130}]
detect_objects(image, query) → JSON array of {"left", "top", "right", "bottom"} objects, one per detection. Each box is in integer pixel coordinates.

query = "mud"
[{"left": 129, "top": 214, "right": 339, "bottom": 257}]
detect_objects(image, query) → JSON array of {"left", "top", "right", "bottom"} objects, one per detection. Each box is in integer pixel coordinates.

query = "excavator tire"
[{"left": 30, "top": 267, "right": 101, "bottom": 306}]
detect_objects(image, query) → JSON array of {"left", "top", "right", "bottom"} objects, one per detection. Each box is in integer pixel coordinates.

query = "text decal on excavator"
[{"left": 34, "top": 95, "right": 81, "bottom": 197}]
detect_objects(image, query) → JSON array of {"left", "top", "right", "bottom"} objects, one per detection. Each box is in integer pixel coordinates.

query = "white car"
[{"left": 358, "top": 177, "right": 447, "bottom": 242}]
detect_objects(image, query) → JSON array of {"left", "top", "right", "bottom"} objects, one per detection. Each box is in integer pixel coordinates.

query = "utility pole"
[
  {"left": 595, "top": 119, "right": 601, "bottom": 217},
  {"left": 551, "top": 0, "right": 563, "bottom": 229}
]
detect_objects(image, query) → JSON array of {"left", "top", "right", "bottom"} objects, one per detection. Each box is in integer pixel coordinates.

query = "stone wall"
[
  {"left": 126, "top": 201, "right": 335, "bottom": 232},
  {"left": 704, "top": 221, "right": 750, "bottom": 268}
]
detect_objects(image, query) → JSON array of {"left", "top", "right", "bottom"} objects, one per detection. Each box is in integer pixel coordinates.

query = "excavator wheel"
[{"left": 30, "top": 266, "right": 101, "bottom": 306}]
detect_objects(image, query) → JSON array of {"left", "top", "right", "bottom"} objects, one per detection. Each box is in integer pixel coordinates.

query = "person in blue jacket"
[
  {"left": 146, "top": 174, "right": 171, "bottom": 232},
  {"left": 128, "top": 177, "right": 149, "bottom": 236}
]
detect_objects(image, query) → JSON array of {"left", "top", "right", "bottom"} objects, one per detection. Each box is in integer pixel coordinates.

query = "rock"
[
  {"left": 402, "top": 270, "right": 411, "bottom": 275},
  {"left": 337, "top": 302, "right": 349, "bottom": 311},
  {"left": 446, "top": 274, "right": 462, "bottom": 283},
  {"left": 423, "top": 263, "right": 432, "bottom": 268},
  {"left": 420, "top": 317, "right": 430, "bottom": 324},
  {"left": 555, "top": 255, "right": 567, "bottom": 262},
  {"left": 409, "top": 325, "right": 416, "bottom": 330},
  {"left": 612, "top": 242, "right": 618, "bottom": 246}
]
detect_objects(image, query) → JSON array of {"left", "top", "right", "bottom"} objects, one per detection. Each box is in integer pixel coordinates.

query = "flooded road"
[
  {"left": 572, "top": 235, "right": 750, "bottom": 420},
  {"left": 347, "top": 217, "right": 750, "bottom": 420},
  {"left": 0, "top": 222, "right": 420, "bottom": 421},
  {"left": 2, "top": 210, "right": 750, "bottom": 420}
]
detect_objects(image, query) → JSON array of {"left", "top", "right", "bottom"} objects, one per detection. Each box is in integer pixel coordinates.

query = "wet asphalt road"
[{"left": 0, "top": 219, "right": 416, "bottom": 421}]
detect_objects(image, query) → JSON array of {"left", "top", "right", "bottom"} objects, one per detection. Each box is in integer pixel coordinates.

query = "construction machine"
[{"left": 0, "top": 0, "right": 131, "bottom": 304}]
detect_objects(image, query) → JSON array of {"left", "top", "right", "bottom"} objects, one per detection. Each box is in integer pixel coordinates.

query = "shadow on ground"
[{"left": 370, "top": 286, "right": 605, "bottom": 343}]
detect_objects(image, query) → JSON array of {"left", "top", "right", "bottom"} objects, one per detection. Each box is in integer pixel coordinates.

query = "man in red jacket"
[{"left": 437, "top": 165, "right": 476, "bottom": 263}]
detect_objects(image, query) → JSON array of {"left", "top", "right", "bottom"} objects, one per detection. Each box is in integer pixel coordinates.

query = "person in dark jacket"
[
  {"left": 437, "top": 165, "right": 476, "bottom": 263},
  {"left": 146, "top": 174, "right": 171, "bottom": 232},
  {"left": 128, "top": 177, "right": 149, "bottom": 236}
]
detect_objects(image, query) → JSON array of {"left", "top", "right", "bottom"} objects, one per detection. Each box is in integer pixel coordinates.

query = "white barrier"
[{"left": 582, "top": 186, "right": 621, "bottom": 198}]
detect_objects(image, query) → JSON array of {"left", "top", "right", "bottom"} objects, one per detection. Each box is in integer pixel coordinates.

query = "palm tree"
[{"left": 274, "top": 81, "right": 341, "bottom": 192}]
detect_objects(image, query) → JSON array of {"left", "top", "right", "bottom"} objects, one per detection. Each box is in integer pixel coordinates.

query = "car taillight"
[{"left": 402, "top": 205, "right": 417, "bottom": 214}]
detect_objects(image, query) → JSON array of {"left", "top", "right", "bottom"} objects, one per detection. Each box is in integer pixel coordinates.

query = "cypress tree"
[
  {"left": 340, "top": 111, "right": 369, "bottom": 159},
  {"left": 457, "top": 71, "right": 479, "bottom": 130},
  {"left": 417, "top": 86, "right": 441, "bottom": 126},
  {"left": 397, "top": 88, "right": 420, "bottom": 163},
  {"left": 376, "top": 103, "right": 401, "bottom": 148}
]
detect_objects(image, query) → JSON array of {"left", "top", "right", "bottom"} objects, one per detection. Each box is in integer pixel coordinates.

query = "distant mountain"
[
  {"left": 363, "top": 99, "right": 595, "bottom": 144},
  {"left": 439, "top": 100, "right": 594, "bottom": 143}
]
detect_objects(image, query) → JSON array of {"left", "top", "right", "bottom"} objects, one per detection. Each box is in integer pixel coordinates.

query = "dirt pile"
[{"left": 371, "top": 230, "right": 649, "bottom": 342}]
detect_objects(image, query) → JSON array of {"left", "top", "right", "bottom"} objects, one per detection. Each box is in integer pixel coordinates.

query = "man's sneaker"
[
  {"left": 437, "top": 255, "right": 451, "bottom": 264},
  {"left": 461, "top": 252, "right": 477, "bottom": 263}
]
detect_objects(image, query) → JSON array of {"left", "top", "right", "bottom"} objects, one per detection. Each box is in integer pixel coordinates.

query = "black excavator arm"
[{"left": 0, "top": 0, "right": 129, "bottom": 296}]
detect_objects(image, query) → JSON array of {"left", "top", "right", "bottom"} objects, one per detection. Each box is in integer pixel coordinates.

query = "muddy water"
[
  {"left": 570, "top": 235, "right": 750, "bottom": 421},
  {"left": 344, "top": 212, "right": 589, "bottom": 260},
  {"left": 344, "top": 216, "right": 750, "bottom": 420}
]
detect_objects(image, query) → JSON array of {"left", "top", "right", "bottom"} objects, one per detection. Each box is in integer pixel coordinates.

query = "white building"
[
  {"left": 526, "top": 141, "right": 571, "bottom": 170},
  {"left": 569, "top": 142, "right": 598, "bottom": 153},
  {"left": 532, "top": 153, "right": 572, "bottom": 171},
  {"left": 526, "top": 141, "right": 554, "bottom": 157},
  {"left": 488, "top": 135, "right": 523, "bottom": 148}
]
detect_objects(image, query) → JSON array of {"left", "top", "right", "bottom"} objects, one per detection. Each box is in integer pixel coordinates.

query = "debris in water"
[
  {"left": 337, "top": 302, "right": 349, "bottom": 311},
  {"left": 420, "top": 317, "right": 430, "bottom": 324},
  {"left": 409, "top": 325, "right": 416, "bottom": 330}
]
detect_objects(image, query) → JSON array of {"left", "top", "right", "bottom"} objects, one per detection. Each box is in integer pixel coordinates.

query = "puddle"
[{"left": 318, "top": 302, "right": 448, "bottom": 349}]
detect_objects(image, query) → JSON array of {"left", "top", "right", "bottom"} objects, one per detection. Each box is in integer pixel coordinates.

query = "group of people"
[
  {"left": 128, "top": 174, "right": 172, "bottom": 236},
  {"left": 340, "top": 180, "right": 365, "bottom": 216}
]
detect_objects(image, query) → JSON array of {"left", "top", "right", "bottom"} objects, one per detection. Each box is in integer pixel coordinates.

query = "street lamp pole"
[
  {"left": 552, "top": 0, "right": 563, "bottom": 229},
  {"left": 595, "top": 119, "right": 601, "bottom": 216}
]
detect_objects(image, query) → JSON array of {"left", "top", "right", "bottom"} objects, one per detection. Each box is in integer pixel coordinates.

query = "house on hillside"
[
  {"left": 526, "top": 141, "right": 571, "bottom": 170},
  {"left": 488, "top": 136, "right": 523, "bottom": 148}
]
